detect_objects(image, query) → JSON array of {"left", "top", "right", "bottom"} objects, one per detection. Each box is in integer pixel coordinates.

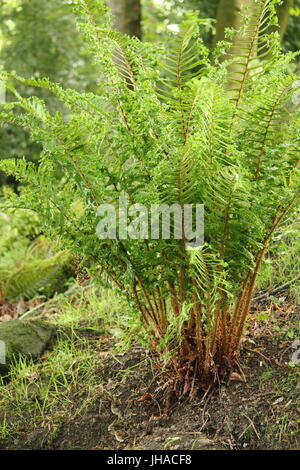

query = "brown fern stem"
[{"left": 228, "top": 187, "right": 300, "bottom": 356}]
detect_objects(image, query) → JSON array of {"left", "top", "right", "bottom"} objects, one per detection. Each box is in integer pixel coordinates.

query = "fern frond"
[
  {"left": 157, "top": 146, "right": 199, "bottom": 212},
  {"left": 157, "top": 19, "right": 209, "bottom": 142},
  {"left": 3, "top": 251, "right": 73, "bottom": 301},
  {"left": 238, "top": 73, "right": 297, "bottom": 179},
  {"left": 107, "top": 30, "right": 137, "bottom": 88},
  {"left": 2, "top": 74, "right": 109, "bottom": 120},
  {"left": 228, "top": 0, "right": 280, "bottom": 112},
  {"left": 195, "top": 78, "right": 233, "bottom": 165},
  {"left": 74, "top": 0, "right": 143, "bottom": 89},
  {"left": 190, "top": 246, "right": 225, "bottom": 321}
]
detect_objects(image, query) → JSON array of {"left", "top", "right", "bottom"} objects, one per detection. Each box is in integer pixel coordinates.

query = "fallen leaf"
[
  {"left": 229, "top": 372, "right": 246, "bottom": 382},
  {"left": 137, "top": 393, "right": 153, "bottom": 402}
]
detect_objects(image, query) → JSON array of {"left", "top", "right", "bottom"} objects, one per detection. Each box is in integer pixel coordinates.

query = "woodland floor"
[{"left": 0, "top": 295, "right": 299, "bottom": 451}]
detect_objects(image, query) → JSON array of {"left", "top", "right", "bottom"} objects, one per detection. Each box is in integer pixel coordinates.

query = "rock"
[{"left": 0, "top": 319, "right": 55, "bottom": 375}]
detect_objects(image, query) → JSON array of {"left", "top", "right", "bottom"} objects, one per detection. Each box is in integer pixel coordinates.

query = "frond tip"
[{"left": 227, "top": 0, "right": 281, "bottom": 111}]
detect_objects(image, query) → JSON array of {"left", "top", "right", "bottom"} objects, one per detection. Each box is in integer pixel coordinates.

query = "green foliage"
[
  {"left": 226, "top": 0, "right": 282, "bottom": 107},
  {"left": 0, "top": 0, "right": 299, "bottom": 394},
  {"left": 258, "top": 216, "right": 300, "bottom": 302},
  {"left": 0, "top": 334, "right": 96, "bottom": 431},
  {"left": 3, "top": 250, "right": 73, "bottom": 301},
  {"left": 0, "top": 209, "right": 73, "bottom": 301}
]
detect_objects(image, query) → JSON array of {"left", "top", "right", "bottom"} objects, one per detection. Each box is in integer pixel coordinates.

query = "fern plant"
[
  {"left": 1, "top": 248, "right": 73, "bottom": 302},
  {"left": 0, "top": 210, "right": 73, "bottom": 301},
  {"left": 0, "top": 0, "right": 299, "bottom": 399}
]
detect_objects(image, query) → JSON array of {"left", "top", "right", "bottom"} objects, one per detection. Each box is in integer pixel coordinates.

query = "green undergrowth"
[
  {"left": 0, "top": 285, "right": 138, "bottom": 443},
  {"left": 258, "top": 368, "right": 300, "bottom": 446},
  {"left": 0, "top": 333, "right": 96, "bottom": 440},
  {"left": 257, "top": 218, "right": 300, "bottom": 303}
]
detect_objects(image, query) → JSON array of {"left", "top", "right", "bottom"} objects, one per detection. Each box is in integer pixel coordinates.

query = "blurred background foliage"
[{"left": 0, "top": 0, "right": 100, "bottom": 186}]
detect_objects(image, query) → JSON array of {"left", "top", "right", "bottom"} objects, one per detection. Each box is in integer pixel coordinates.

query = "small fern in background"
[
  {"left": 2, "top": 250, "right": 73, "bottom": 301},
  {"left": 0, "top": 210, "right": 73, "bottom": 301},
  {"left": 0, "top": 0, "right": 299, "bottom": 398}
]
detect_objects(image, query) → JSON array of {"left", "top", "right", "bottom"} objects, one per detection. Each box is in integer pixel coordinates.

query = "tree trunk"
[
  {"left": 214, "top": 0, "right": 255, "bottom": 47},
  {"left": 214, "top": 0, "right": 293, "bottom": 45},
  {"left": 277, "top": 0, "right": 294, "bottom": 39},
  {"left": 214, "top": 0, "right": 240, "bottom": 46},
  {"left": 107, "top": 0, "right": 142, "bottom": 39},
  {"left": 214, "top": 0, "right": 256, "bottom": 87}
]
